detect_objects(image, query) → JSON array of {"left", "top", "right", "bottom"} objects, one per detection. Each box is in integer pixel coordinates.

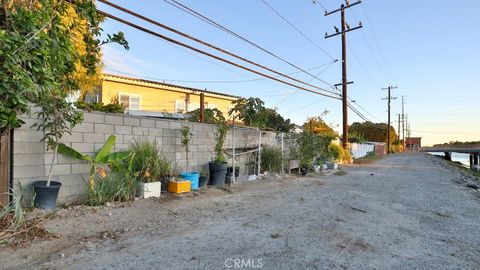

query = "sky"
[{"left": 98, "top": 0, "right": 480, "bottom": 146}]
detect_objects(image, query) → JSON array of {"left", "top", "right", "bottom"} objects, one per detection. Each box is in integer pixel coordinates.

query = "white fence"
[{"left": 350, "top": 143, "right": 375, "bottom": 159}]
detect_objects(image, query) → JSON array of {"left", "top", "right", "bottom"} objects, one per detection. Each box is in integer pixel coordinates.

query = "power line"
[
  {"left": 99, "top": 0, "right": 340, "bottom": 97},
  {"left": 348, "top": 97, "right": 380, "bottom": 121},
  {"left": 97, "top": 9, "right": 342, "bottom": 100},
  {"left": 272, "top": 60, "right": 337, "bottom": 107},
  {"left": 162, "top": 0, "right": 338, "bottom": 89},
  {"left": 260, "top": 0, "right": 335, "bottom": 60},
  {"left": 104, "top": 61, "right": 335, "bottom": 85},
  {"left": 100, "top": 0, "right": 342, "bottom": 98},
  {"left": 347, "top": 10, "right": 392, "bottom": 86},
  {"left": 360, "top": 1, "right": 396, "bottom": 84}
]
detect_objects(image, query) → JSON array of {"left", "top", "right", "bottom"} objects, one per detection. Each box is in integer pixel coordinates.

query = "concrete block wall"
[{"left": 13, "top": 110, "right": 279, "bottom": 204}]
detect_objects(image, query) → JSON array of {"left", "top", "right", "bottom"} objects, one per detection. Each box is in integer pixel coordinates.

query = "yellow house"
[{"left": 99, "top": 74, "right": 239, "bottom": 117}]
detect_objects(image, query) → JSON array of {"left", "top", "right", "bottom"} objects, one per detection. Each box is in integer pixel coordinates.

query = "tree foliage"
[
  {"left": 287, "top": 132, "right": 334, "bottom": 170},
  {"left": 349, "top": 122, "right": 397, "bottom": 143},
  {"left": 302, "top": 111, "right": 338, "bottom": 137},
  {"left": 229, "top": 97, "right": 293, "bottom": 132},
  {"left": 188, "top": 108, "right": 225, "bottom": 124},
  {"left": 0, "top": 0, "right": 127, "bottom": 131}
]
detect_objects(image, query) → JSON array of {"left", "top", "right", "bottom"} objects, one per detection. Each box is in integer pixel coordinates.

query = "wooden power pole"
[
  {"left": 401, "top": 96, "right": 406, "bottom": 150},
  {"left": 324, "top": 0, "right": 362, "bottom": 150},
  {"left": 397, "top": 113, "right": 401, "bottom": 143},
  {"left": 382, "top": 86, "right": 397, "bottom": 153}
]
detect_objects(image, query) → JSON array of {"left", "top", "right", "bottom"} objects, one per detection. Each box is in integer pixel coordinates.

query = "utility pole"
[
  {"left": 324, "top": 0, "right": 362, "bottom": 150},
  {"left": 397, "top": 114, "right": 401, "bottom": 144},
  {"left": 381, "top": 86, "right": 397, "bottom": 153},
  {"left": 401, "top": 96, "right": 406, "bottom": 151}
]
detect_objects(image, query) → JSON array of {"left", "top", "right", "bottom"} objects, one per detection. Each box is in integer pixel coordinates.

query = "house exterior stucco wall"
[{"left": 101, "top": 75, "right": 237, "bottom": 117}]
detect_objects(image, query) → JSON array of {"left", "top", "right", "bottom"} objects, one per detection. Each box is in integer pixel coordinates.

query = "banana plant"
[{"left": 57, "top": 135, "right": 130, "bottom": 190}]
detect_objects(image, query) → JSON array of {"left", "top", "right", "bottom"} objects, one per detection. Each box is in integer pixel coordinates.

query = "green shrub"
[
  {"left": 288, "top": 132, "right": 333, "bottom": 170},
  {"left": 74, "top": 97, "right": 125, "bottom": 114},
  {"left": 261, "top": 146, "right": 283, "bottom": 173},
  {"left": 328, "top": 143, "right": 352, "bottom": 163},
  {"left": 188, "top": 108, "right": 225, "bottom": 124},
  {"left": 128, "top": 138, "right": 171, "bottom": 183},
  {"left": 87, "top": 171, "right": 138, "bottom": 206}
]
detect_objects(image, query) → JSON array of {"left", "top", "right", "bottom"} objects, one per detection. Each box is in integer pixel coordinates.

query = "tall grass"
[
  {"left": 87, "top": 172, "right": 138, "bottom": 206},
  {"left": 261, "top": 145, "right": 283, "bottom": 173},
  {"left": 0, "top": 188, "right": 25, "bottom": 230},
  {"left": 129, "top": 138, "right": 171, "bottom": 183},
  {"left": 328, "top": 143, "right": 352, "bottom": 163}
]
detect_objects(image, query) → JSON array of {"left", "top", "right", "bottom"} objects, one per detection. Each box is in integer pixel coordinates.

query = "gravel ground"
[{"left": 2, "top": 152, "right": 480, "bottom": 270}]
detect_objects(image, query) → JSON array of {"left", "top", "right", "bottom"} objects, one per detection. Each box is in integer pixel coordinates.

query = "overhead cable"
[{"left": 97, "top": 9, "right": 341, "bottom": 100}]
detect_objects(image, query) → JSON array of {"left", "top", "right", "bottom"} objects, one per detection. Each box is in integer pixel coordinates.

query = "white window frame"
[
  {"left": 207, "top": 103, "right": 217, "bottom": 109},
  {"left": 119, "top": 92, "right": 141, "bottom": 111},
  {"left": 175, "top": 99, "right": 186, "bottom": 113},
  {"left": 187, "top": 103, "right": 200, "bottom": 112}
]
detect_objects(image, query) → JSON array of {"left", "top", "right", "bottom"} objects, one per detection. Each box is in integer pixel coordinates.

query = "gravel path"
[{"left": 2, "top": 153, "right": 480, "bottom": 270}]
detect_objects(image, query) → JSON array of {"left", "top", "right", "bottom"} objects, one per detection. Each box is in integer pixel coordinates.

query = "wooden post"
[
  {"left": 232, "top": 120, "right": 236, "bottom": 183},
  {"left": 470, "top": 153, "right": 474, "bottom": 169},
  {"left": 257, "top": 130, "right": 262, "bottom": 175},
  {"left": 0, "top": 129, "right": 11, "bottom": 206},
  {"left": 199, "top": 93, "right": 205, "bottom": 123},
  {"left": 281, "top": 132, "right": 284, "bottom": 175}
]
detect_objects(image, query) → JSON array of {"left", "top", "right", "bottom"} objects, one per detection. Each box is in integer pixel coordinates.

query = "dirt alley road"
[{"left": 2, "top": 153, "right": 480, "bottom": 270}]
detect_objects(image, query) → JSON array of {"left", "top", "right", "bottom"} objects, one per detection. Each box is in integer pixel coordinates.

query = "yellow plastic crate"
[{"left": 168, "top": 180, "right": 191, "bottom": 194}]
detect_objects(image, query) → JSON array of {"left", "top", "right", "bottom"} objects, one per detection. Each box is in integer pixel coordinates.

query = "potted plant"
[
  {"left": 31, "top": 93, "right": 83, "bottom": 209},
  {"left": 179, "top": 125, "right": 199, "bottom": 190},
  {"left": 128, "top": 138, "right": 166, "bottom": 198},
  {"left": 327, "top": 143, "right": 342, "bottom": 170},
  {"left": 225, "top": 166, "right": 233, "bottom": 185},
  {"left": 209, "top": 119, "right": 229, "bottom": 186},
  {"left": 235, "top": 166, "right": 240, "bottom": 178},
  {"left": 159, "top": 156, "right": 173, "bottom": 192}
]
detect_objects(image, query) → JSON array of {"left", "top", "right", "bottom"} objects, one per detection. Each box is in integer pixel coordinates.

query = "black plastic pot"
[
  {"left": 199, "top": 176, "right": 208, "bottom": 188},
  {"left": 160, "top": 176, "right": 170, "bottom": 192},
  {"left": 32, "top": 181, "right": 62, "bottom": 210},
  {"left": 225, "top": 171, "right": 232, "bottom": 185},
  {"left": 209, "top": 162, "right": 227, "bottom": 186}
]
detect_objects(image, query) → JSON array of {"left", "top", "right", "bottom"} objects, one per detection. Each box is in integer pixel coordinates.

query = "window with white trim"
[
  {"left": 207, "top": 103, "right": 217, "bottom": 109},
  {"left": 119, "top": 94, "right": 141, "bottom": 110},
  {"left": 175, "top": 100, "right": 186, "bottom": 113},
  {"left": 187, "top": 103, "right": 200, "bottom": 112}
]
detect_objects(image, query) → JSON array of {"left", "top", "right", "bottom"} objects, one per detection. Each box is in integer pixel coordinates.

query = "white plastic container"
[{"left": 138, "top": 181, "right": 161, "bottom": 198}]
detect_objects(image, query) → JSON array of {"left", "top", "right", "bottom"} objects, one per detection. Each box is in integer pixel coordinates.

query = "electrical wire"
[
  {"left": 99, "top": 0, "right": 339, "bottom": 96},
  {"left": 260, "top": 0, "right": 335, "bottom": 60},
  {"left": 97, "top": 9, "right": 342, "bottom": 100},
  {"left": 272, "top": 59, "right": 336, "bottom": 107},
  {"left": 162, "top": 0, "right": 338, "bottom": 89},
  {"left": 360, "top": 1, "right": 396, "bottom": 84},
  {"left": 104, "top": 60, "right": 336, "bottom": 84},
  {"left": 348, "top": 9, "right": 392, "bottom": 86}
]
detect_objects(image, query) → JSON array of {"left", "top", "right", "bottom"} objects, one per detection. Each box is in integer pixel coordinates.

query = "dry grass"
[
  {"left": 354, "top": 152, "right": 382, "bottom": 165},
  {"left": 0, "top": 214, "right": 58, "bottom": 247}
]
